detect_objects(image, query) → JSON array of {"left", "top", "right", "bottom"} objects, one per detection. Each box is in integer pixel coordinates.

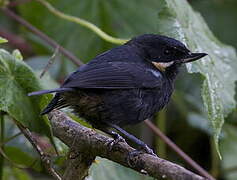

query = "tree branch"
[
  {"left": 144, "top": 120, "right": 215, "bottom": 180},
  {"left": 15, "top": 121, "right": 62, "bottom": 180},
  {"left": 49, "top": 110, "right": 206, "bottom": 180},
  {"left": 63, "top": 150, "right": 95, "bottom": 180}
]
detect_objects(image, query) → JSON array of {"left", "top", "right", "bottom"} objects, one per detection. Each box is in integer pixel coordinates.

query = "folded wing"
[{"left": 62, "top": 62, "right": 163, "bottom": 89}]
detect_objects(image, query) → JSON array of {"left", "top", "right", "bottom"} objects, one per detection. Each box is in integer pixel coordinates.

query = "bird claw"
[
  {"left": 142, "top": 144, "right": 157, "bottom": 157},
  {"left": 126, "top": 145, "right": 157, "bottom": 167},
  {"left": 107, "top": 134, "right": 125, "bottom": 151}
]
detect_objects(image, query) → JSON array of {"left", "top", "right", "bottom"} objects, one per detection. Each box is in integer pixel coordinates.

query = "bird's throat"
[{"left": 152, "top": 61, "right": 174, "bottom": 72}]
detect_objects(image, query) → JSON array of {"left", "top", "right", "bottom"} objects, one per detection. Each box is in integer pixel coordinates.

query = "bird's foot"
[
  {"left": 126, "top": 144, "right": 157, "bottom": 167},
  {"left": 142, "top": 144, "right": 157, "bottom": 157},
  {"left": 107, "top": 134, "right": 125, "bottom": 151}
]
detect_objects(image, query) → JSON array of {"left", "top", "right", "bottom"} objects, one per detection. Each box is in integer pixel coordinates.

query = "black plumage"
[{"left": 29, "top": 34, "right": 207, "bottom": 155}]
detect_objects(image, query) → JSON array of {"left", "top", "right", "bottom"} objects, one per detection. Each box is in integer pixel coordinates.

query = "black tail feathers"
[
  {"left": 28, "top": 87, "right": 74, "bottom": 96},
  {"left": 28, "top": 87, "right": 73, "bottom": 115},
  {"left": 41, "top": 94, "right": 61, "bottom": 115}
]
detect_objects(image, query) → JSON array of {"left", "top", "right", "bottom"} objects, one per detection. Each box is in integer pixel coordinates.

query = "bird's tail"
[
  {"left": 28, "top": 87, "right": 74, "bottom": 115},
  {"left": 28, "top": 87, "right": 74, "bottom": 96},
  {"left": 40, "top": 93, "right": 61, "bottom": 115}
]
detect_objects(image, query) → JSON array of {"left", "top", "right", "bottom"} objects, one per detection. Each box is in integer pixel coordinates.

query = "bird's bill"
[
  {"left": 182, "top": 53, "right": 207, "bottom": 63},
  {"left": 152, "top": 52, "right": 207, "bottom": 71}
]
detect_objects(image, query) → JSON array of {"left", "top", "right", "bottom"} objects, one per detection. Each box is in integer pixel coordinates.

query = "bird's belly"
[
  {"left": 63, "top": 87, "right": 173, "bottom": 127},
  {"left": 100, "top": 88, "right": 172, "bottom": 126}
]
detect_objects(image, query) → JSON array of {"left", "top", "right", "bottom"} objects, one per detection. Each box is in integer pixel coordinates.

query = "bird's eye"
[{"left": 164, "top": 49, "right": 170, "bottom": 55}]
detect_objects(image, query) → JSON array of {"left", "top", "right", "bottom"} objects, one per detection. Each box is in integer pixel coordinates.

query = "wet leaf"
[
  {"left": 89, "top": 157, "right": 153, "bottom": 180},
  {"left": 157, "top": 0, "right": 237, "bottom": 156},
  {"left": 4, "top": 146, "right": 41, "bottom": 171},
  {"left": 12, "top": 49, "right": 23, "bottom": 61},
  {"left": 0, "top": 49, "right": 52, "bottom": 135},
  {"left": 220, "top": 125, "right": 237, "bottom": 180}
]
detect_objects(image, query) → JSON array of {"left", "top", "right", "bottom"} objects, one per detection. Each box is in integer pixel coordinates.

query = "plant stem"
[
  {"left": 36, "top": 0, "right": 129, "bottom": 45},
  {"left": 210, "top": 138, "right": 219, "bottom": 178},
  {"left": 2, "top": 8, "right": 83, "bottom": 66},
  {"left": 0, "top": 112, "right": 5, "bottom": 180},
  {"left": 155, "top": 110, "right": 166, "bottom": 158},
  {"left": 0, "top": 132, "right": 22, "bottom": 146},
  {"left": 144, "top": 120, "right": 215, "bottom": 180}
]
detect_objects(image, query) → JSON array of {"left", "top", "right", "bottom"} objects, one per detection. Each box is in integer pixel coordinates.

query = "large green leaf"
[
  {"left": 190, "top": 0, "right": 237, "bottom": 49},
  {"left": 19, "top": 0, "right": 158, "bottom": 65},
  {"left": 220, "top": 125, "right": 237, "bottom": 180},
  {"left": 0, "top": 49, "right": 51, "bottom": 134},
  {"left": 4, "top": 146, "right": 41, "bottom": 171},
  {"left": 156, "top": 0, "right": 237, "bottom": 155},
  {"left": 89, "top": 157, "right": 153, "bottom": 180}
]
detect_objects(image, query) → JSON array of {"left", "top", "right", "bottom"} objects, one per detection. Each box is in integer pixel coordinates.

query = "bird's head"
[{"left": 129, "top": 34, "right": 207, "bottom": 71}]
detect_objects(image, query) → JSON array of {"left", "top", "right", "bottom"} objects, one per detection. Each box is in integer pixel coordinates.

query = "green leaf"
[
  {"left": 4, "top": 146, "right": 41, "bottom": 171},
  {"left": 0, "top": 49, "right": 51, "bottom": 135},
  {"left": 0, "top": 37, "right": 8, "bottom": 44},
  {"left": 220, "top": 125, "right": 237, "bottom": 180},
  {"left": 89, "top": 157, "right": 153, "bottom": 180},
  {"left": 12, "top": 49, "right": 23, "bottom": 61},
  {"left": 190, "top": 0, "right": 237, "bottom": 49},
  {"left": 12, "top": 167, "right": 33, "bottom": 180},
  {"left": 156, "top": 0, "right": 237, "bottom": 156}
]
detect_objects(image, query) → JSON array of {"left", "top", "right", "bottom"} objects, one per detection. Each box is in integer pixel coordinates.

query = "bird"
[{"left": 29, "top": 34, "right": 207, "bottom": 156}]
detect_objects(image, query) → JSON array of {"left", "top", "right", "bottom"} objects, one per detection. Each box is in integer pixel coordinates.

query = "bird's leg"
[
  {"left": 107, "top": 123, "right": 157, "bottom": 157},
  {"left": 97, "top": 126, "right": 125, "bottom": 151}
]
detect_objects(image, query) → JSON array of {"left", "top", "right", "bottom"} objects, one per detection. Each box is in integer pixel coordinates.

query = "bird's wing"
[{"left": 62, "top": 62, "right": 163, "bottom": 89}]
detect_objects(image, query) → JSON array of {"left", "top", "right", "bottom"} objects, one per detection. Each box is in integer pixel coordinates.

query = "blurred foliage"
[
  {"left": 89, "top": 157, "right": 154, "bottom": 180},
  {"left": 0, "top": 0, "right": 237, "bottom": 180},
  {"left": 190, "top": 0, "right": 237, "bottom": 49},
  {"left": 0, "top": 37, "right": 7, "bottom": 44},
  {"left": 18, "top": 0, "right": 159, "bottom": 74}
]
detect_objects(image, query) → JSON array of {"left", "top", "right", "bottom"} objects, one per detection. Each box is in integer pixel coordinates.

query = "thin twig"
[
  {"left": 8, "top": 0, "right": 31, "bottom": 7},
  {"left": 1, "top": 8, "right": 83, "bottom": 66},
  {"left": 144, "top": 120, "right": 215, "bottom": 180},
  {"left": 0, "top": 132, "right": 22, "bottom": 146},
  {"left": 0, "top": 28, "right": 33, "bottom": 55},
  {"left": 36, "top": 0, "right": 129, "bottom": 45},
  {"left": 50, "top": 110, "right": 206, "bottom": 180},
  {"left": 15, "top": 121, "right": 62, "bottom": 180},
  {"left": 40, "top": 46, "right": 59, "bottom": 78}
]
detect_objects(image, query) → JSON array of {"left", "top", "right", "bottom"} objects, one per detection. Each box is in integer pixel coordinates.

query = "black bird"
[{"left": 29, "top": 34, "right": 207, "bottom": 155}]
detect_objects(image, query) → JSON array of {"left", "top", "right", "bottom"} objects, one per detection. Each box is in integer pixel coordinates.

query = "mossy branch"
[{"left": 49, "top": 110, "right": 205, "bottom": 180}]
